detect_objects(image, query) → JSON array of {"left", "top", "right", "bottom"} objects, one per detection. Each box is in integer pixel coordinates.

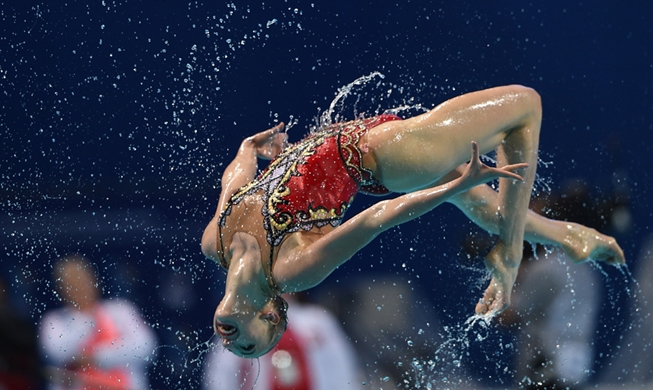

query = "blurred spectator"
[
  {"left": 39, "top": 254, "right": 157, "bottom": 390},
  {"left": 501, "top": 186, "right": 606, "bottom": 389},
  {"left": 203, "top": 293, "right": 362, "bottom": 390},
  {"left": 549, "top": 178, "right": 631, "bottom": 236},
  {"left": 597, "top": 234, "right": 653, "bottom": 386},
  {"left": 0, "top": 276, "right": 44, "bottom": 389},
  {"left": 320, "top": 277, "right": 479, "bottom": 389},
  {"left": 508, "top": 247, "right": 599, "bottom": 389}
]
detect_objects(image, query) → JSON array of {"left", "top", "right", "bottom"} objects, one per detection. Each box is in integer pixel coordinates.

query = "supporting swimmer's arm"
[
  {"left": 274, "top": 142, "right": 528, "bottom": 292},
  {"left": 201, "top": 123, "right": 287, "bottom": 260}
]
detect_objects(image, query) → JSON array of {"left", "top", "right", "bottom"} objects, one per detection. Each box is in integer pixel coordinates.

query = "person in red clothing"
[
  {"left": 40, "top": 255, "right": 157, "bottom": 390},
  {"left": 201, "top": 85, "right": 625, "bottom": 359}
]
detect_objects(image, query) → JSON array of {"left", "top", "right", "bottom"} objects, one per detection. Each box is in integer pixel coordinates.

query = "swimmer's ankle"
[{"left": 485, "top": 241, "right": 522, "bottom": 270}]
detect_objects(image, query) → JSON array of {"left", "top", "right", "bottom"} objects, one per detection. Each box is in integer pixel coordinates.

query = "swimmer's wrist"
[
  {"left": 448, "top": 176, "right": 468, "bottom": 194},
  {"left": 239, "top": 137, "right": 258, "bottom": 155}
]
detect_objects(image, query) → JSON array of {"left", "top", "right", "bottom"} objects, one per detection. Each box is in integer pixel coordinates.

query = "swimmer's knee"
[
  {"left": 513, "top": 85, "right": 542, "bottom": 120},
  {"left": 498, "top": 85, "right": 542, "bottom": 119}
]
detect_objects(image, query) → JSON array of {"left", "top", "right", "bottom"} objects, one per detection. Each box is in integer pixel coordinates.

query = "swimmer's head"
[{"left": 213, "top": 294, "right": 288, "bottom": 358}]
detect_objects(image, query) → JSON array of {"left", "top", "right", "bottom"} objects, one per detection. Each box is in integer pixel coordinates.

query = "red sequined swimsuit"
[{"left": 217, "top": 114, "right": 401, "bottom": 291}]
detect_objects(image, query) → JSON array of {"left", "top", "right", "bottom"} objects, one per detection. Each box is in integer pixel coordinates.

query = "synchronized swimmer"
[{"left": 201, "top": 85, "right": 625, "bottom": 358}]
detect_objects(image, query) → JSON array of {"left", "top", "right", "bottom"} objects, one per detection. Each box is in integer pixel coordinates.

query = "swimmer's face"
[{"left": 213, "top": 295, "right": 287, "bottom": 358}]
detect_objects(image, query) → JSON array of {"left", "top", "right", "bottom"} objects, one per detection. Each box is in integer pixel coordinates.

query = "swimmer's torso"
[{"left": 216, "top": 115, "right": 401, "bottom": 291}]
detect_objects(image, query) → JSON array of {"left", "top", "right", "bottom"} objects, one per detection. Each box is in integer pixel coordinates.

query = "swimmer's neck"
[{"left": 220, "top": 232, "right": 270, "bottom": 313}]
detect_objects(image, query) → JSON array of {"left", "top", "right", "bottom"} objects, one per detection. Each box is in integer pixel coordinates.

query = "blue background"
[{"left": 2, "top": 1, "right": 652, "bottom": 388}]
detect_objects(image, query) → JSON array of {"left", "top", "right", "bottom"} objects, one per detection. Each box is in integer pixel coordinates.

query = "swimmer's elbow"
[
  {"left": 274, "top": 253, "right": 326, "bottom": 293},
  {"left": 201, "top": 241, "right": 215, "bottom": 260},
  {"left": 366, "top": 200, "right": 393, "bottom": 230},
  {"left": 201, "top": 220, "right": 219, "bottom": 260}
]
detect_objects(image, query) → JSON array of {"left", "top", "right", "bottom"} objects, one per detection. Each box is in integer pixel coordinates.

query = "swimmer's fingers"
[
  {"left": 462, "top": 141, "right": 483, "bottom": 179},
  {"left": 249, "top": 123, "right": 285, "bottom": 143},
  {"left": 469, "top": 140, "right": 480, "bottom": 162},
  {"left": 467, "top": 141, "right": 484, "bottom": 172},
  {"left": 464, "top": 142, "right": 528, "bottom": 184},
  {"left": 265, "top": 122, "right": 285, "bottom": 134},
  {"left": 495, "top": 162, "right": 529, "bottom": 181}
]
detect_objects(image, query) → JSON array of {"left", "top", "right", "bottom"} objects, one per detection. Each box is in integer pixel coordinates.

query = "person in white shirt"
[
  {"left": 511, "top": 247, "right": 599, "bottom": 389},
  {"left": 39, "top": 254, "right": 157, "bottom": 390}
]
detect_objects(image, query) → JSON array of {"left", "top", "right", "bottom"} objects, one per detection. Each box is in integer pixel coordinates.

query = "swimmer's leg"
[
  {"left": 367, "top": 85, "right": 542, "bottom": 315},
  {"left": 449, "top": 179, "right": 626, "bottom": 265},
  {"left": 528, "top": 219, "right": 625, "bottom": 265},
  {"left": 477, "top": 93, "right": 540, "bottom": 315}
]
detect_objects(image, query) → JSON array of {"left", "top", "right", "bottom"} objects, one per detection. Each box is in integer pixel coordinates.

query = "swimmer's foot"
[
  {"left": 561, "top": 222, "right": 625, "bottom": 266},
  {"left": 475, "top": 244, "right": 520, "bottom": 316}
]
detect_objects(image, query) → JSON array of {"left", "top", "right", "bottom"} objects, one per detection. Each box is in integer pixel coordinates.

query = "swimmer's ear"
[{"left": 262, "top": 312, "right": 280, "bottom": 325}]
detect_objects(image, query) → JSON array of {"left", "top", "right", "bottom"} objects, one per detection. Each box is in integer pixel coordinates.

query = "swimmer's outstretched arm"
[
  {"left": 274, "top": 142, "right": 528, "bottom": 292},
  {"left": 202, "top": 124, "right": 287, "bottom": 260}
]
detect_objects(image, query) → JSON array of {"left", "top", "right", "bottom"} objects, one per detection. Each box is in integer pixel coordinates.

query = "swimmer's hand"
[
  {"left": 246, "top": 123, "right": 288, "bottom": 160},
  {"left": 457, "top": 141, "right": 528, "bottom": 190}
]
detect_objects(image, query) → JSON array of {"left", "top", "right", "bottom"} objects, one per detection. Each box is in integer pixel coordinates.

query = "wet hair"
[
  {"left": 271, "top": 295, "right": 289, "bottom": 326},
  {"left": 217, "top": 295, "right": 290, "bottom": 358}
]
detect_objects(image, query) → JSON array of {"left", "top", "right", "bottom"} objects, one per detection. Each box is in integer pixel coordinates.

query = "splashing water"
[
  {"left": 310, "top": 71, "right": 430, "bottom": 133},
  {"left": 401, "top": 314, "right": 500, "bottom": 389},
  {"left": 317, "top": 71, "right": 386, "bottom": 127}
]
